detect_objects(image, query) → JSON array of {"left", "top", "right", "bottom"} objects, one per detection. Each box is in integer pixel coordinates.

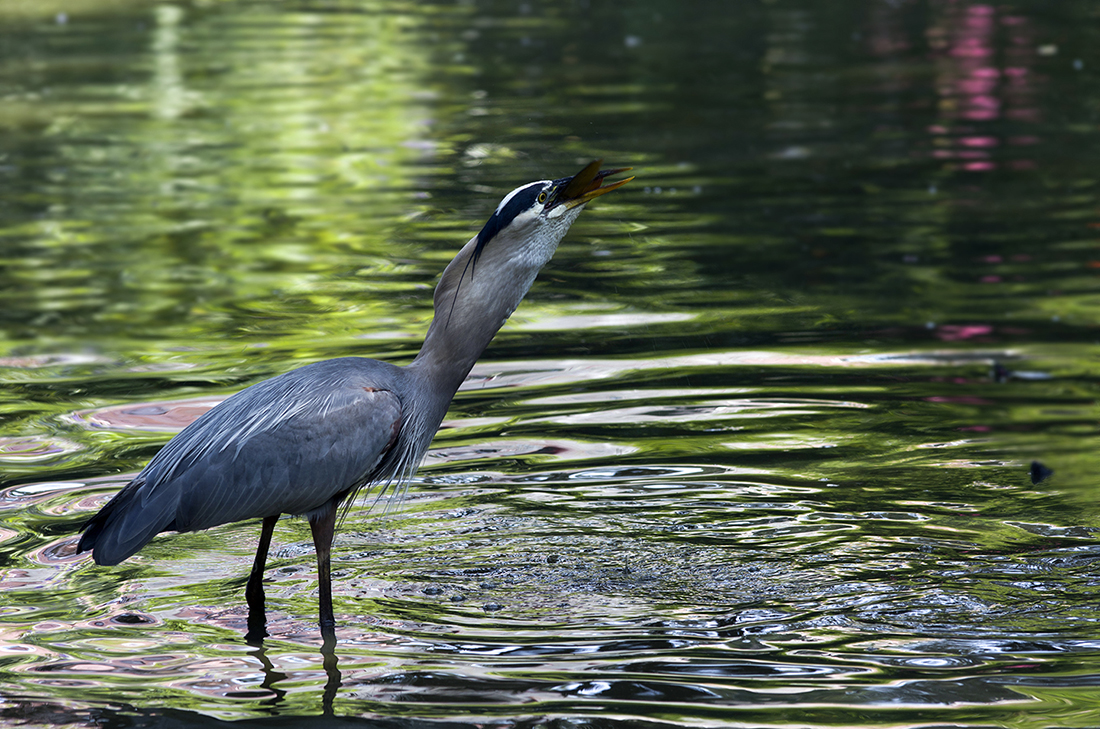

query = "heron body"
[
  {"left": 79, "top": 359, "right": 409, "bottom": 564},
  {"left": 77, "top": 160, "right": 632, "bottom": 643}
]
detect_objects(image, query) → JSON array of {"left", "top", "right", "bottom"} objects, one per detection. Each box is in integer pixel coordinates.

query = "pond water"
[{"left": 2, "top": 0, "right": 1100, "bottom": 726}]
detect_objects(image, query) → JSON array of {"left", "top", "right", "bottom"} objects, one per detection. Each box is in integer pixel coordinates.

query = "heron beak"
[{"left": 558, "top": 159, "right": 634, "bottom": 209}]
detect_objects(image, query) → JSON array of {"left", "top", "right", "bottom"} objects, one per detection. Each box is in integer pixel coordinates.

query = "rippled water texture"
[{"left": 2, "top": 1, "right": 1100, "bottom": 727}]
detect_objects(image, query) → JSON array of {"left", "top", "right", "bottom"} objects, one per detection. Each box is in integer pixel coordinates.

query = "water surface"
[{"left": 2, "top": 0, "right": 1100, "bottom": 727}]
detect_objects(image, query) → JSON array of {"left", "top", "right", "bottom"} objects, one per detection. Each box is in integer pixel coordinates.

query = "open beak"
[{"left": 558, "top": 159, "right": 634, "bottom": 210}]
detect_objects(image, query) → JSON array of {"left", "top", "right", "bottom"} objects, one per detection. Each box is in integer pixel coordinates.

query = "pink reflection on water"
[
  {"left": 31, "top": 538, "right": 84, "bottom": 566},
  {"left": 427, "top": 438, "right": 636, "bottom": 467},
  {"left": 1, "top": 475, "right": 129, "bottom": 513},
  {"left": 72, "top": 398, "right": 225, "bottom": 432},
  {"left": 925, "top": 2, "right": 1042, "bottom": 171},
  {"left": 933, "top": 324, "right": 993, "bottom": 341},
  {"left": 0, "top": 436, "right": 81, "bottom": 463},
  {"left": 926, "top": 395, "right": 994, "bottom": 405}
]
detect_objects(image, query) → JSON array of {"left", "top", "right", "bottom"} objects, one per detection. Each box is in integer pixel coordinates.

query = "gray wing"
[{"left": 79, "top": 358, "right": 403, "bottom": 565}]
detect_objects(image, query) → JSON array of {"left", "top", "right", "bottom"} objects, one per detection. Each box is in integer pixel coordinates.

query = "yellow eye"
[{"left": 538, "top": 191, "right": 547, "bottom": 204}]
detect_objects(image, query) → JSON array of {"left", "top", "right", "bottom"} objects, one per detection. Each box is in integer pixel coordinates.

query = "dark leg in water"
[
  {"left": 310, "top": 500, "right": 342, "bottom": 711},
  {"left": 309, "top": 500, "right": 339, "bottom": 648},
  {"left": 245, "top": 514, "right": 279, "bottom": 644}
]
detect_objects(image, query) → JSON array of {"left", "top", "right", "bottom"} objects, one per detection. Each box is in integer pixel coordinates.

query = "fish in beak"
[{"left": 553, "top": 159, "right": 634, "bottom": 210}]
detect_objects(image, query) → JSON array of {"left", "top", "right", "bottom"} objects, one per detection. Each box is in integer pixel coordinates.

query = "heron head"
[
  {"left": 432, "top": 159, "right": 633, "bottom": 336},
  {"left": 471, "top": 159, "right": 633, "bottom": 268}
]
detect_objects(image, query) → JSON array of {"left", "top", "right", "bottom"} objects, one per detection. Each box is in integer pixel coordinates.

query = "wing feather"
[{"left": 79, "top": 358, "right": 404, "bottom": 565}]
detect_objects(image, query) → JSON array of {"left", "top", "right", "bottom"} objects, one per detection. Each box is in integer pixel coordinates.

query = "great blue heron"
[{"left": 77, "top": 160, "right": 633, "bottom": 644}]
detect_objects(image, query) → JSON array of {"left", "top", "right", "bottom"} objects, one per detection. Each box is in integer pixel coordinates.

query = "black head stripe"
[
  {"left": 475, "top": 182, "right": 546, "bottom": 256},
  {"left": 449, "top": 179, "right": 549, "bottom": 326}
]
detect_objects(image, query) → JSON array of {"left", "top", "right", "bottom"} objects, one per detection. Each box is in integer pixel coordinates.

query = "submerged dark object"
[{"left": 1029, "top": 461, "right": 1053, "bottom": 485}]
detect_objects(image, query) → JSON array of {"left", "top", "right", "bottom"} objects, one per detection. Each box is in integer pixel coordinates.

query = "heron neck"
[
  {"left": 404, "top": 227, "right": 559, "bottom": 420},
  {"left": 407, "top": 297, "right": 514, "bottom": 408}
]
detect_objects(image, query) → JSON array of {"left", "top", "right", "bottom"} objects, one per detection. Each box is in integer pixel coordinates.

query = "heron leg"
[
  {"left": 309, "top": 502, "right": 338, "bottom": 647},
  {"left": 245, "top": 514, "right": 279, "bottom": 644}
]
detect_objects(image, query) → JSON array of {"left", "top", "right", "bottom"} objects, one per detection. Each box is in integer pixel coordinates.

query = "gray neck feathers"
[
  {"left": 410, "top": 236, "right": 536, "bottom": 404},
  {"left": 407, "top": 204, "right": 583, "bottom": 412}
]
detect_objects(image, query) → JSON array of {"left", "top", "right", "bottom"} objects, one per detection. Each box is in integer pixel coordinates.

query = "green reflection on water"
[
  {"left": 2, "top": 0, "right": 1100, "bottom": 726},
  {"left": 0, "top": 0, "right": 455, "bottom": 364}
]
